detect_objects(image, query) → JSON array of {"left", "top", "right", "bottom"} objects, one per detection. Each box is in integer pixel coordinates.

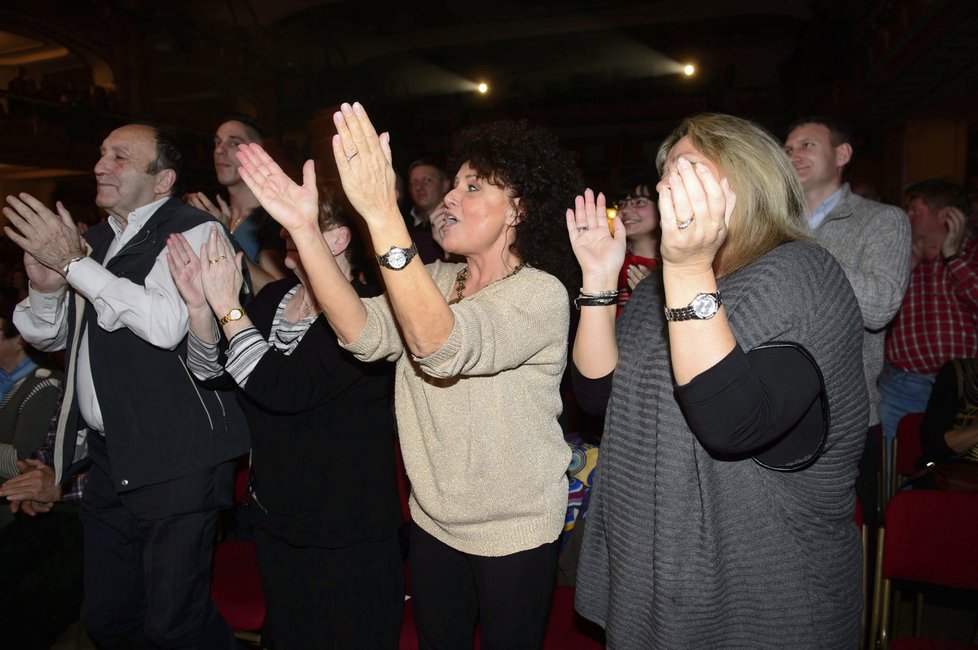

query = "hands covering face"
[{"left": 656, "top": 157, "right": 736, "bottom": 274}]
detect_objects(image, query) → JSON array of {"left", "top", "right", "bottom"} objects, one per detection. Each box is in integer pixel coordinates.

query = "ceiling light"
[
  {"left": 683, "top": 64, "right": 695, "bottom": 76},
  {"left": 477, "top": 82, "right": 489, "bottom": 94}
]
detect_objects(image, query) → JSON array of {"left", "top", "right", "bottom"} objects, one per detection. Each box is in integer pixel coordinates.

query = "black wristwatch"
[
  {"left": 376, "top": 243, "right": 418, "bottom": 270},
  {"left": 663, "top": 291, "right": 723, "bottom": 321}
]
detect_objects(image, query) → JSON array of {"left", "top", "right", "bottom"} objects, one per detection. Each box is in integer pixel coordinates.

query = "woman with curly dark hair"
[{"left": 234, "top": 102, "right": 582, "bottom": 649}]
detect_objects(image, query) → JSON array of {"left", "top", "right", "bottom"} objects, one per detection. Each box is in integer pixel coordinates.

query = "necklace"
[{"left": 448, "top": 262, "right": 526, "bottom": 305}]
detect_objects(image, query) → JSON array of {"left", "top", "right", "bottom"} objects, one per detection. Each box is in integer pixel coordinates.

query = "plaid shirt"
[
  {"left": 885, "top": 237, "right": 978, "bottom": 374},
  {"left": 32, "top": 386, "right": 86, "bottom": 503}
]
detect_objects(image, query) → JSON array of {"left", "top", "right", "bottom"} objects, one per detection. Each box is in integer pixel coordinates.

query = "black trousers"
[
  {"left": 408, "top": 524, "right": 558, "bottom": 650},
  {"left": 81, "top": 432, "right": 237, "bottom": 649},
  {"left": 254, "top": 528, "right": 404, "bottom": 650}
]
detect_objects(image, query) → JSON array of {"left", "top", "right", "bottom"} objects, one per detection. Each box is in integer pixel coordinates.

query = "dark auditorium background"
[{"left": 0, "top": 0, "right": 975, "bottom": 228}]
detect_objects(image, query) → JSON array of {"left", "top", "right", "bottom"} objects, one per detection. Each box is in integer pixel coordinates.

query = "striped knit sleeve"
[
  {"left": 0, "top": 442, "right": 17, "bottom": 480},
  {"left": 225, "top": 327, "right": 270, "bottom": 388},
  {"left": 186, "top": 327, "right": 224, "bottom": 381}
]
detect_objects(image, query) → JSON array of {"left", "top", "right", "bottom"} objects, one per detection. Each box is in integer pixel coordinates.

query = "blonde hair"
[{"left": 656, "top": 113, "right": 809, "bottom": 276}]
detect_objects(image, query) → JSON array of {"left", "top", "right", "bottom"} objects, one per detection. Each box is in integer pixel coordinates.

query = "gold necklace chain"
[{"left": 448, "top": 263, "right": 525, "bottom": 305}]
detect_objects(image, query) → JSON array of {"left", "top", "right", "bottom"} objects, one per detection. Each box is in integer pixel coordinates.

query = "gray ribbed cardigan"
[{"left": 576, "top": 241, "right": 868, "bottom": 649}]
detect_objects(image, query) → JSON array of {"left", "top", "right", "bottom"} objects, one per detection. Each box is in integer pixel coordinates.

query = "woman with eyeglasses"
[{"left": 613, "top": 172, "right": 661, "bottom": 315}]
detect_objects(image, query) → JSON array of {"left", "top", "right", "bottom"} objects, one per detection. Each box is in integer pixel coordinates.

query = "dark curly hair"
[{"left": 448, "top": 120, "right": 583, "bottom": 293}]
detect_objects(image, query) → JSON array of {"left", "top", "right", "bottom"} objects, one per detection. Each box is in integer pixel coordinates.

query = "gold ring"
[{"left": 208, "top": 258, "right": 219, "bottom": 265}]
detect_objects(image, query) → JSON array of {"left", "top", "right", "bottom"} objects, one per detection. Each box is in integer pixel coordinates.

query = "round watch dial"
[
  {"left": 388, "top": 249, "right": 408, "bottom": 269},
  {"left": 691, "top": 294, "right": 718, "bottom": 319}
]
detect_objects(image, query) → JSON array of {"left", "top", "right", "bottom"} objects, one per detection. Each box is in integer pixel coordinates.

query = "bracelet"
[
  {"left": 574, "top": 289, "right": 619, "bottom": 309},
  {"left": 944, "top": 252, "right": 962, "bottom": 264}
]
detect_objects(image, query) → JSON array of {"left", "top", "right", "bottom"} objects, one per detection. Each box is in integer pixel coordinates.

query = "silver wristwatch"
[
  {"left": 663, "top": 291, "right": 722, "bottom": 321},
  {"left": 376, "top": 243, "right": 418, "bottom": 270}
]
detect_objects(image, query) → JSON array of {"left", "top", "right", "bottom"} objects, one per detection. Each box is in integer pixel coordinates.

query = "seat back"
[
  {"left": 894, "top": 412, "right": 925, "bottom": 480},
  {"left": 871, "top": 490, "right": 978, "bottom": 648},
  {"left": 883, "top": 490, "right": 978, "bottom": 590}
]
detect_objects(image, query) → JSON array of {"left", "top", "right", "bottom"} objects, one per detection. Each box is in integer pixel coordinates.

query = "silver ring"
[
  {"left": 676, "top": 218, "right": 693, "bottom": 230},
  {"left": 346, "top": 151, "right": 359, "bottom": 162},
  {"left": 184, "top": 260, "right": 191, "bottom": 266},
  {"left": 577, "top": 226, "right": 588, "bottom": 233}
]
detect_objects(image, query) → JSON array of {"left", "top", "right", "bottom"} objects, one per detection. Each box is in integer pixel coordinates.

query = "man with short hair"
[
  {"left": 3, "top": 123, "right": 249, "bottom": 649},
  {"left": 785, "top": 116, "right": 911, "bottom": 506},
  {"left": 405, "top": 157, "right": 450, "bottom": 263},
  {"left": 189, "top": 115, "right": 287, "bottom": 293},
  {"left": 880, "top": 179, "right": 978, "bottom": 439}
]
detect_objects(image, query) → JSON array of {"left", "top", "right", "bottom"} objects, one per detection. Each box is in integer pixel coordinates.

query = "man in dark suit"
[{"left": 3, "top": 123, "right": 249, "bottom": 649}]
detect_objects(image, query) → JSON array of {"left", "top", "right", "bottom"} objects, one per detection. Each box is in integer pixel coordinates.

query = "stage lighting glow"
[
  {"left": 477, "top": 82, "right": 488, "bottom": 93},
  {"left": 683, "top": 64, "right": 695, "bottom": 76}
]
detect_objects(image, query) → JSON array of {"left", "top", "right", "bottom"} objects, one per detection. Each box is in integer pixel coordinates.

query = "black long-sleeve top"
[
  {"left": 240, "top": 279, "right": 401, "bottom": 547},
  {"left": 573, "top": 343, "right": 826, "bottom": 469}
]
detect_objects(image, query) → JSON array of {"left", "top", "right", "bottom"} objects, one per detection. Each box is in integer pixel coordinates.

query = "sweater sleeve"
[
  {"left": 0, "top": 374, "right": 62, "bottom": 479},
  {"left": 571, "top": 364, "right": 613, "bottom": 415},
  {"left": 676, "top": 343, "right": 824, "bottom": 467},
  {"left": 830, "top": 201, "right": 911, "bottom": 331},
  {"left": 341, "top": 294, "right": 406, "bottom": 363},
  {"left": 414, "top": 270, "right": 569, "bottom": 379}
]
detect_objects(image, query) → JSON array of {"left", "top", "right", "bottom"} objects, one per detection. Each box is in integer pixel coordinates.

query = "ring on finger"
[
  {"left": 676, "top": 217, "right": 693, "bottom": 230},
  {"left": 577, "top": 226, "right": 588, "bottom": 233},
  {"left": 346, "top": 151, "right": 359, "bottom": 162},
  {"left": 208, "top": 258, "right": 220, "bottom": 265},
  {"left": 218, "top": 254, "right": 226, "bottom": 260}
]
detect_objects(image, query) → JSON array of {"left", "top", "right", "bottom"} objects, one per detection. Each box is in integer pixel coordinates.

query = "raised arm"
[
  {"left": 658, "top": 157, "right": 737, "bottom": 386},
  {"left": 235, "top": 144, "right": 366, "bottom": 344},
  {"left": 567, "top": 189, "right": 625, "bottom": 378},
  {"left": 329, "top": 102, "right": 453, "bottom": 357}
]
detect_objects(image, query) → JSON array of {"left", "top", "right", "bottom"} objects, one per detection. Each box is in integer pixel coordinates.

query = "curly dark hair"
[{"left": 448, "top": 120, "right": 583, "bottom": 293}]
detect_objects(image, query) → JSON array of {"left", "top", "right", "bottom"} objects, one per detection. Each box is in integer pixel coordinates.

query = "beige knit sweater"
[{"left": 343, "top": 261, "right": 571, "bottom": 556}]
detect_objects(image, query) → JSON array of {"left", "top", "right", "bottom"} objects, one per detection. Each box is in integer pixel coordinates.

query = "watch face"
[
  {"left": 230, "top": 308, "right": 244, "bottom": 320},
  {"left": 691, "top": 294, "right": 718, "bottom": 319},
  {"left": 388, "top": 249, "right": 408, "bottom": 269}
]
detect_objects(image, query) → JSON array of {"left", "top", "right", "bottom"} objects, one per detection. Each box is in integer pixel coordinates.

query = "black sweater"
[{"left": 241, "top": 279, "right": 401, "bottom": 547}]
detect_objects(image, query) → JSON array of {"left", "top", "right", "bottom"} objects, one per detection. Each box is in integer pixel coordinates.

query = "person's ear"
[
  {"left": 155, "top": 169, "right": 177, "bottom": 196},
  {"left": 507, "top": 197, "right": 523, "bottom": 227},
  {"left": 835, "top": 143, "right": 852, "bottom": 168},
  {"left": 325, "top": 226, "right": 351, "bottom": 256}
]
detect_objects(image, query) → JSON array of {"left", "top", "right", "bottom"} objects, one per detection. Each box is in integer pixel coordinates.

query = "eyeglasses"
[{"left": 615, "top": 197, "right": 653, "bottom": 210}]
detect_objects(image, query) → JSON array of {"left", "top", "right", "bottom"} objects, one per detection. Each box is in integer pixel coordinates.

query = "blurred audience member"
[
  {"left": 613, "top": 172, "right": 661, "bottom": 314},
  {"left": 920, "top": 357, "right": 978, "bottom": 466},
  {"left": 880, "top": 179, "right": 978, "bottom": 441},
  {"left": 405, "top": 157, "right": 449, "bottom": 263},
  {"left": 0, "top": 308, "right": 62, "bottom": 482},
  {"left": 785, "top": 116, "right": 911, "bottom": 514},
  {"left": 189, "top": 114, "right": 288, "bottom": 293}
]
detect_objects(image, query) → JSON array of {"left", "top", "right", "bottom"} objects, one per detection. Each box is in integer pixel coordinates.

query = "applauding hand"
[
  {"left": 236, "top": 144, "right": 319, "bottom": 236},
  {"left": 566, "top": 189, "right": 625, "bottom": 289}
]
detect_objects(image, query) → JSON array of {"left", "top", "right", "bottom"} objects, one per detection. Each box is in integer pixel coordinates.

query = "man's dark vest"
[{"left": 60, "top": 198, "right": 249, "bottom": 491}]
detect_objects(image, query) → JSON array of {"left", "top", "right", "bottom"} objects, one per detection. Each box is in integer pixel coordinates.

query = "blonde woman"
[{"left": 569, "top": 113, "right": 867, "bottom": 648}]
